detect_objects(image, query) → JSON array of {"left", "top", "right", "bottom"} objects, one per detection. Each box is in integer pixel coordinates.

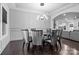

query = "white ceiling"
[
  {"left": 7, "top": 3, "right": 75, "bottom": 13},
  {"left": 15, "top": 3, "right": 68, "bottom": 13}
]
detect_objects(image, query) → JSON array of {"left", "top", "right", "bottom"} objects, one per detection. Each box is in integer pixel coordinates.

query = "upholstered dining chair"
[
  {"left": 51, "top": 29, "right": 63, "bottom": 51},
  {"left": 42, "top": 29, "right": 62, "bottom": 51},
  {"left": 21, "top": 29, "right": 32, "bottom": 51},
  {"left": 43, "top": 30, "right": 57, "bottom": 47},
  {"left": 31, "top": 30, "right": 43, "bottom": 46},
  {"left": 31, "top": 29, "right": 43, "bottom": 53},
  {"left": 57, "top": 29, "right": 63, "bottom": 51}
]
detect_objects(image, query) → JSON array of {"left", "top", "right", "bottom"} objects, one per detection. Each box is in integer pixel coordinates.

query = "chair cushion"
[{"left": 46, "top": 40, "right": 51, "bottom": 43}]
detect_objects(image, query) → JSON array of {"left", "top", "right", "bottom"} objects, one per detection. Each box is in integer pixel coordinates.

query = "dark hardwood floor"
[{"left": 1, "top": 39, "right": 79, "bottom": 55}]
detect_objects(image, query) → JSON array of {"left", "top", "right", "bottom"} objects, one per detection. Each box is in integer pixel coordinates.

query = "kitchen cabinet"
[{"left": 62, "top": 31, "right": 79, "bottom": 41}]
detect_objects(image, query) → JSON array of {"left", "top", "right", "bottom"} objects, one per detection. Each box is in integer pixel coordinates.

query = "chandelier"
[
  {"left": 40, "top": 14, "right": 48, "bottom": 20},
  {"left": 40, "top": 3, "right": 44, "bottom": 6}
]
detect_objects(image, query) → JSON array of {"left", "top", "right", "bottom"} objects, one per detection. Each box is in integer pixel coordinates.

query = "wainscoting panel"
[
  {"left": 10, "top": 28, "right": 23, "bottom": 41},
  {"left": 0, "top": 40, "right": 2, "bottom": 54}
]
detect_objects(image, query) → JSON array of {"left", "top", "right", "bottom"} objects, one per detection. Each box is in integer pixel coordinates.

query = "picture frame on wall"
[
  {"left": 2, "top": 6, "right": 7, "bottom": 35},
  {"left": 64, "top": 26, "right": 66, "bottom": 30},
  {"left": 2, "top": 7, "right": 7, "bottom": 24},
  {"left": 78, "top": 22, "right": 79, "bottom": 27},
  {"left": 70, "top": 24, "right": 73, "bottom": 27}
]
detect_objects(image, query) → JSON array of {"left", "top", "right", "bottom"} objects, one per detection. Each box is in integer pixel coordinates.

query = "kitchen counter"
[{"left": 62, "top": 30, "right": 79, "bottom": 41}]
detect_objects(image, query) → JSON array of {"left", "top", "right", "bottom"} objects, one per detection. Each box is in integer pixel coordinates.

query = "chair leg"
[
  {"left": 56, "top": 43, "right": 58, "bottom": 51},
  {"left": 31, "top": 45, "right": 36, "bottom": 54},
  {"left": 58, "top": 40, "right": 62, "bottom": 50},
  {"left": 23, "top": 41, "right": 25, "bottom": 49},
  {"left": 42, "top": 40, "right": 45, "bottom": 48},
  {"left": 26, "top": 42, "right": 30, "bottom": 51},
  {"left": 26, "top": 43, "right": 29, "bottom": 51},
  {"left": 50, "top": 45, "right": 53, "bottom": 51},
  {"left": 53, "top": 43, "right": 58, "bottom": 52},
  {"left": 22, "top": 41, "right": 25, "bottom": 54},
  {"left": 56, "top": 39, "right": 62, "bottom": 52}
]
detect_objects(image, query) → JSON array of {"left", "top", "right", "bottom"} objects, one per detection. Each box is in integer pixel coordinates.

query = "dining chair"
[
  {"left": 21, "top": 29, "right": 32, "bottom": 51},
  {"left": 42, "top": 29, "right": 52, "bottom": 47},
  {"left": 50, "top": 30, "right": 58, "bottom": 50},
  {"left": 31, "top": 30, "right": 43, "bottom": 46},
  {"left": 57, "top": 29, "right": 63, "bottom": 51},
  {"left": 51, "top": 29, "right": 63, "bottom": 51},
  {"left": 42, "top": 30, "right": 60, "bottom": 51},
  {"left": 43, "top": 30, "right": 57, "bottom": 47},
  {"left": 31, "top": 30, "right": 43, "bottom": 53},
  {"left": 31, "top": 29, "right": 36, "bottom": 46},
  {"left": 47, "top": 28, "right": 52, "bottom": 39}
]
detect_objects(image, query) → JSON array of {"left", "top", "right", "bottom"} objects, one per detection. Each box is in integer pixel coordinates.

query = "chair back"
[
  {"left": 57, "top": 29, "right": 63, "bottom": 40},
  {"left": 36, "top": 30, "right": 43, "bottom": 45},
  {"left": 51, "top": 30, "right": 58, "bottom": 45},
  {"left": 31, "top": 30, "right": 43, "bottom": 45},
  {"left": 52, "top": 30, "right": 57, "bottom": 37},
  {"left": 31, "top": 30, "right": 36, "bottom": 45},
  {"left": 47, "top": 28, "right": 51, "bottom": 35}
]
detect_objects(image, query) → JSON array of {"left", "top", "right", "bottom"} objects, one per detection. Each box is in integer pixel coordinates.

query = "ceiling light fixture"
[
  {"left": 40, "top": 3, "right": 44, "bottom": 6},
  {"left": 37, "top": 14, "right": 48, "bottom": 20},
  {"left": 74, "top": 16, "right": 77, "bottom": 19},
  {"left": 63, "top": 14, "right": 66, "bottom": 16}
]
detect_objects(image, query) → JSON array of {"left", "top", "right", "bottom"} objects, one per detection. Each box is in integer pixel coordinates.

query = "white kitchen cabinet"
[
  {"left": 62, "top": 31, "right": 79, "bottom": 42},
  {"left": 62, "top": 31, "right": 69, "bottom": 39},
  {"left": 70, "top": 31, "right": 79, "bottom": 41}
]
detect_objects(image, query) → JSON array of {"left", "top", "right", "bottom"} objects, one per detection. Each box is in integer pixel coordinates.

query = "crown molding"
[
  {"left": 6, "top": 3, "right": 44, "bottom": 14},
  {"left": 8, "top": 3, "right": 78, "bottom": 16},
  {"left": 49, "top": 4, "right": 79, "bottom": 20},
  {"left": 49, "top": 3, "right": 77, "bottom": 16},
  {"left": 10, "top": 7, "right": 45, "bottom": 14}
]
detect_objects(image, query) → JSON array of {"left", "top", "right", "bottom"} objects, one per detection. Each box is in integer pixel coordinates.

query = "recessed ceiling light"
[
  {"left": 63, "top": 14, "right": 66, "bottom": 16},
  {"left": 40, "top": 3, "right": 44, "bottom": 6},
  {"left": 74, "top": 16, "right": 77, "bottom": 19}
]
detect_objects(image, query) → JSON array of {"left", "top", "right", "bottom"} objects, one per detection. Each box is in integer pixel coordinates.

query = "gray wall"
[
  {"left": 0, "top": 3, "right": 10, "bottom": 54},
  {"left": 10, "top": 9, "right": 51, "bottom": 41},
  {"left": 0, "top": 3, "right": 1, "bottom": 38}
]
